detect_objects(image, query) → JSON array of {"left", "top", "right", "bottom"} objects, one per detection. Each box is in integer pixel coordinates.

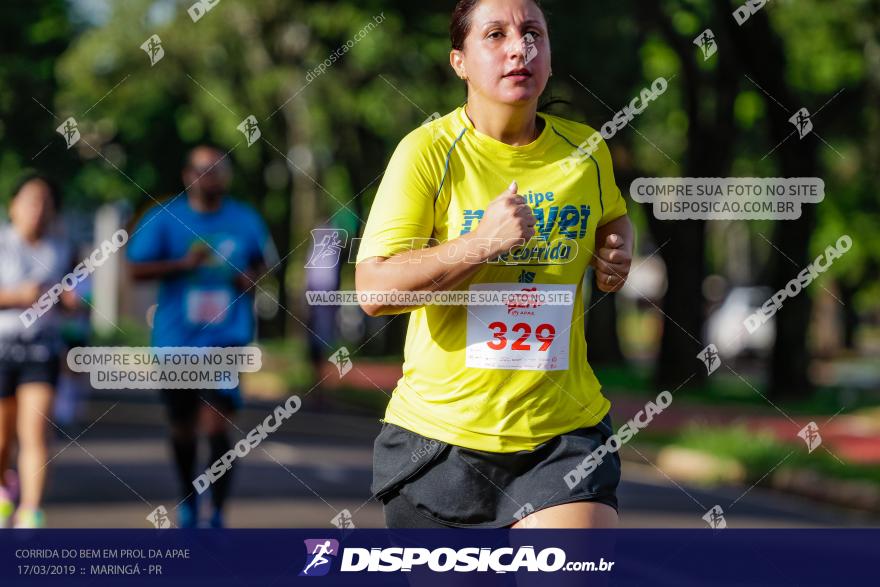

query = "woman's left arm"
[{"left": 591, "top": 215, "right": 633, "bottom": 293}]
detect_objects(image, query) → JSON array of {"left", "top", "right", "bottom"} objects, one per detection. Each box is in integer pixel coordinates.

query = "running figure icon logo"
[
  {"left": 331, "top": 509, "right": 356, "bottom": 530},
  {"left": 514, "top": 503, "right": 538, "bottom": 528},
  {"left": 697, "top": 344, "right": 721, "bottom": 376},
  {"left": 237, "top": 115, "right": 261, "bottom": 147},
  {"left": 305, "top": 229, "right": 347, "bottom": 269},
  {"left": 140, "top": 34, "right": 165, "bottom": 66},
  {"left": 146, "top": 505, "right": 172, "bottom": 529},
  {"left": 797, "top": 421, "right": 822, "bottom": 453},
  {"left": 329, "top": 347, "right": 352, "bottom": 378},
  {"left": 421, "top": 111, "right": 450, "bottom": 143},
  {"left": 56, "top": 117, "right": 80, "bottom": 149},
  {"left": 299, "top": 539, "right": 340, "bottom": 577},
  {"left": 693, "top": 29, "right": 717, "bottom": 60},
  {"left": 702, "top": 505, "right": 727, "bottom": 529},
  {"left": 522, "top": 32, "right": 538, "bottom": 65},
  {"left": 789, "top": 108, "right": 814, "bottom": 139}
]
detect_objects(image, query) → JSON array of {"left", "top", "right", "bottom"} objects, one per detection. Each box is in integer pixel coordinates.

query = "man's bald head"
[{"left": 183, "top": 144, "right": 232, "bottom": 199}]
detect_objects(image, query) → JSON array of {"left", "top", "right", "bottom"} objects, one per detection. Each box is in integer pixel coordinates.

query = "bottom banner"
[{"left": 1, "top": 529, "right": 876, "bottom": 586}]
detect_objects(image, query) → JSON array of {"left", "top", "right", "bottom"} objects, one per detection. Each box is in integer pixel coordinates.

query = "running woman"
[
  {"left": 0, "top": 174, "right": 76, "bottom": 528},
  {"left": 127, "top": 145, "right": 277, "bottom": 528},
  {"left": 356, "top": 0, "right": 633, "bottom": 528}
]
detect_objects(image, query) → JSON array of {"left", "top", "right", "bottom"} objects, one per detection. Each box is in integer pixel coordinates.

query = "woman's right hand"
[
  {"left": 355, "top": 182, "right": 537, "bottom": 317},
  {"left": 17, "top": 282, "right": 42, "bottom": 307},
  {"left": 473, "top": 181, "right": 536, "bottom": 259}
]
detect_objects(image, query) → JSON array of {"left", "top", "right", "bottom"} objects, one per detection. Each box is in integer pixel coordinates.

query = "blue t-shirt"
[{"left": 127, "top": 196, "right": 273, "bottom": 347}]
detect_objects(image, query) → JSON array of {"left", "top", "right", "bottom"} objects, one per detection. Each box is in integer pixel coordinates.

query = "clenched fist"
[
  {"left": 592, "top": 233, "right": 631, "bottom": 292},
  {"left": 474, "top": 181, "right": 536, "bottom": 259}
]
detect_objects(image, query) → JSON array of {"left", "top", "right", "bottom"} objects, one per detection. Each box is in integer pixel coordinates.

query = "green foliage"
[
  {"left": 675, "top": 425, "right": 792, "bottom": 481},
  {"left": 4, "top": 0, "right": 877, "bottom": 363},
  {"left": 673, "top": 424, "right": 880, "bottom": 486},
  {"left": 0, "top": 1, "right": 73, "bottom": 207}
]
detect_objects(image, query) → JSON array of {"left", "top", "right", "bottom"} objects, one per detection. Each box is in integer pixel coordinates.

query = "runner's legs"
[
  {"left": 200, "top": 400, "right": 234, "bottom": 518},
  {"left": 0, "top": 396, "right": 16, "bottom": 482},
  {"left": 16, "top": 382, "right": 54, "bottom": 509}
]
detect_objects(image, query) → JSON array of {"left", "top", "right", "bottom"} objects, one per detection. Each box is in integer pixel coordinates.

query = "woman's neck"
[{"left": 465, "top": 99, "right": 542, "bottom": 146}]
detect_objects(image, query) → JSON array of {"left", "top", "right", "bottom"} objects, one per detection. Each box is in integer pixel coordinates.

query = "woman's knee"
[{"left": 16, "top": 414, "right": 49, "bottom": 449}]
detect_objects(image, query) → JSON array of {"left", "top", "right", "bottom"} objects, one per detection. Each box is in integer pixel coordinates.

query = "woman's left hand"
[{"left": 592, "top": 217, "right": 633, "bottom": 293}]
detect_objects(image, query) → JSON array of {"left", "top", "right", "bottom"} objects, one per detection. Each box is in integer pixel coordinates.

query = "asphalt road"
[{"left": 33, "top": 395, "right": 879, "bottom": 529}]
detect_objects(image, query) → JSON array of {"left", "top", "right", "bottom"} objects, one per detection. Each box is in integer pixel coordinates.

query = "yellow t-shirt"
[{"left": 356, "top": 105, "right": 627, "bottom": 452}]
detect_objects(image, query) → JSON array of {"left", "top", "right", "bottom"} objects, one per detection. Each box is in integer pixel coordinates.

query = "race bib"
[
  {"left": 185, "top": 288, "right": 232, "bottom": 326},
  {"left": 465, "top": 283, "right": 576, "bottom": 371}
]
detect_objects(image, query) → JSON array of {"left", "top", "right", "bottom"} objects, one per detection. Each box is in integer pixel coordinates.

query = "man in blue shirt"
[{"left": 128, "top": 145, "right": 277, "bottom": 528}]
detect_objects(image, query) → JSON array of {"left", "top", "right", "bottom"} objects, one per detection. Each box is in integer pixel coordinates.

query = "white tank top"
[{"left": 0, "top": 224, "right": 73, "bottom": 344}]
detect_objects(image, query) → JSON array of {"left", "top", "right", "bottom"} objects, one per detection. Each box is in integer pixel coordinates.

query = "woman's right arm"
[
  {"left": 356, "top": 181, "right": 536, "bottom": 317},
  {"left": 0, "top": 282, "right": 40, "bottom": 309}
]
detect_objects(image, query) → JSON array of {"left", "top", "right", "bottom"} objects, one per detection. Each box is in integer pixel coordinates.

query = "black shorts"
[
  {"left": 160, "top": 388, "right": 241, "bottom": 425},
  {"left": 372, "top": 413, "right": 621, "bottom": 528},
  {"left": 0, "top": 342, "right": 60, "bottom": 397}
]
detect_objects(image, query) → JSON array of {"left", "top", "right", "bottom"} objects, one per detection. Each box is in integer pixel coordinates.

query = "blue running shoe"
[{"left": 177, "top": 499, "right": 198, "bottom": 529}]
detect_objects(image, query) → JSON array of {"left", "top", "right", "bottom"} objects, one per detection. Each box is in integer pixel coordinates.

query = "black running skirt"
[{"left": 371, "top": 413, "right": 621, "bottom": 528}]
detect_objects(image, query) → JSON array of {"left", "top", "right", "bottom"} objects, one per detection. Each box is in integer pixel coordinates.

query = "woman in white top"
[{"left": 0, "top": 174, "right": 75, "bottom": 528}]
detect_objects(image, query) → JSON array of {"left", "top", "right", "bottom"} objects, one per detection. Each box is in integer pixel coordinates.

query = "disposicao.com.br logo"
[{"left": 298, "top": 539, "right": 612, "bottom": 575}]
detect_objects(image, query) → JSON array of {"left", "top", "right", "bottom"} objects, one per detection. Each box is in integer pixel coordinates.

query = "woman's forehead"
[
  {"left": 16, "top": 180, "right": 52, "bottom": 200},
  {"left": 470, "top": 0, "right": 546, "bottom": 29}
]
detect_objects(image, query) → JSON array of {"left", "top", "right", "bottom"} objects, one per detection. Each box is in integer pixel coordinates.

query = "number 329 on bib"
[{"left": 465, "top": 283, "right": 574, "bottom": 371}]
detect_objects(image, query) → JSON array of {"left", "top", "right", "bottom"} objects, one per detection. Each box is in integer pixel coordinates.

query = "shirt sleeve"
[
  {"left": 594, "top": 137, "right": 628, "bottom": 226},
  {"left": 126, "top": 205, "right": 168, "bottom": 262},
  {"left": 355, "top": 129, "right": 439, "bottom": 263}
]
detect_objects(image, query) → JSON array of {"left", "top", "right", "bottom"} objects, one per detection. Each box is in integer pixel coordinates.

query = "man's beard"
[{"left": 196, "top": 187, "right": 224, "bottom": 200}]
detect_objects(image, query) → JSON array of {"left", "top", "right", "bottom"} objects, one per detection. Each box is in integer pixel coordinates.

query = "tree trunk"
[
  {"left": 723, "top": 1, "right": 819, "bottom": 399},
  {"left": 641, "top": 1, "right": 739, "bottom": 389}
]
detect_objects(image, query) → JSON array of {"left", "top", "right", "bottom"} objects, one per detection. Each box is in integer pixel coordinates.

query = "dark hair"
[
  {"left": 449, "top": 0, "right": 563, "bottom": 113},
  {"left": 450, "top": 0, "right": 546, "bottom": 51},
  {"left": 11, "top": 172, "right": 62, "bottom": 209}
]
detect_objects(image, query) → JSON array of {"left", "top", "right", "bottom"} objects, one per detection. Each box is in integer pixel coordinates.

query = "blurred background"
[{"left": 1, "top": 0, "right": 878, "bottom": 528}]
